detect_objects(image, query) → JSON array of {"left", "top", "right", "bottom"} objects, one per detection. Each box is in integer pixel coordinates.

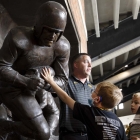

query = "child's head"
[
  {"left": 131, "top": 92, "right": 140, "bottom": 114},
  {"left": 91, "top": 81, "right": 123, "bottom": 109}
]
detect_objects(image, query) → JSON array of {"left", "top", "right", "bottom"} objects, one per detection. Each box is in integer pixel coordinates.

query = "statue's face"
[{"left": 39, "top": 27, "right": 61, "bottom": 47}]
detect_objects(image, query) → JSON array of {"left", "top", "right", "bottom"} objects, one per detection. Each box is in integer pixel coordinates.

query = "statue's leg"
[
  {"left": 0, "top": 88, "right": 50, "bottom": 140},
  {"left": 0, "top": 104, "right": 9, "bottom": 140},
  {"left": 36, "top": 89, "right": 60, "bottom": 140},
  {"left": 42, "top": 91, "right": 59, "bottom": 136}
]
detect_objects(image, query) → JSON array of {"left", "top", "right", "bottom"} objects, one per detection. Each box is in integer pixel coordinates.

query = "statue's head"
[{"left": 34, "top": 1, "right": 67, "bottom": 46}]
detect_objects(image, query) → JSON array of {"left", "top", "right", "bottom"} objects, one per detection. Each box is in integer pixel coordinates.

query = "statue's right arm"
[{"left": 0, "top": 30, "right": 44, "bottom": 90}]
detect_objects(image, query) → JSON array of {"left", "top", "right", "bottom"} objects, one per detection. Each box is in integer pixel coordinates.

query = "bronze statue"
[{"left": 0, "top": 1, "right": 70, "bottom": 140}]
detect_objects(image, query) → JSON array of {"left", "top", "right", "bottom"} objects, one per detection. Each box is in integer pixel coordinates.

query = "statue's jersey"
[
  {"left": 13, "top": 44, "right": 55, "bottom": 74},
  {"left": 0, "top": 26, "right": 70, "bottom": 90}
]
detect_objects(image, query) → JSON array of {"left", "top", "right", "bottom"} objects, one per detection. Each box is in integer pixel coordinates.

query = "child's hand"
[
  {"left": 130, "top": 136, "right": 140, "bottom": 140},
  {"left": 41, "top": 67, "right": 54, "bottom": 84}
]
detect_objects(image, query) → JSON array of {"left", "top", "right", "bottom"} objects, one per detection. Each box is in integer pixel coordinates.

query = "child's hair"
[
  {"left": 132, "top": 92, "right": 140, "bottom": 98},
  {"left": 96, "top": 81, "right": 123, "bottom": 109}
]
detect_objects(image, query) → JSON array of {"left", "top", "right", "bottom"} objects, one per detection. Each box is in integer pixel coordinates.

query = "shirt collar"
[{"left": 71, "top": 75, "right": 89, "bottom": 84}]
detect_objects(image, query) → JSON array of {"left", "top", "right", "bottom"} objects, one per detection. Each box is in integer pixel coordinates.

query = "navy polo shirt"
[{"left": 59, "top": 75, "right": 94, "bottom": 132}]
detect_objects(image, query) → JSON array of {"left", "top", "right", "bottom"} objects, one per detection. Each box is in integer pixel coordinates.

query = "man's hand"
[
  {"left": 27, "top": 77, "right": 45, "bottom": 91},
  {"left": 130, "top": 136, "right": 140, "bottom": 140}
]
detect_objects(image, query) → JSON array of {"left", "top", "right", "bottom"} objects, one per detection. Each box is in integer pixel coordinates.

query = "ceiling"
[
  {"left": 84, "top": 0, "right": 140, "bottom": 103},
  {"left": 0, "top": 0, "right": 139, "bottom": 103}
]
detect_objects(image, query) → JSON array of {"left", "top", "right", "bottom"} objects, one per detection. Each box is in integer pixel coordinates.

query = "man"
[
  {"left": 0, "top": 1, "right": 70, "bottom": 140},
  {"left": 59, "top": 53, "right": 94, "bottom": 140}
]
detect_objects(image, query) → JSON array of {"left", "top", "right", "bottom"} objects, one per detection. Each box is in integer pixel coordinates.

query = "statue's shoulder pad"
[
  {"left": 10, "top": 26, "right": 30, "bottom": 36},
  {"left": 10, "top": 26, "right": 32, "bottom": 48},
  {"left": 56, "top": 35, "right": 70, "bottom": 50}
]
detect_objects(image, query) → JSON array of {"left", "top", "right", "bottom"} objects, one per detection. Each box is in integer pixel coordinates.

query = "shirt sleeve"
[
  {"left": 73, "top": 102, "right": 90, "bottom": 124},
  {"left": 0, "top": 30, "right": 29, "bottom": 88}
]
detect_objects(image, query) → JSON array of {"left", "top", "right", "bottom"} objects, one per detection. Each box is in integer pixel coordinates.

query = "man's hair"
[
  {"left": 96, "top": 81, "right": 123, "bottom": 109},
  {"left": 132, "top": 92, "right": 140, "bottom": 99},
  {"left": 71, "top": 53, "right": 91, "bottom": 71}
]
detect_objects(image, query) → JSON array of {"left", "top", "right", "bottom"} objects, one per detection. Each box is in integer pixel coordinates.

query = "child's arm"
[
  {"left": 41, "top": 67, "right": 75, "bottom": 110},
  {"left": 130, "top": 136, "right": 140, "bottom": 140}
]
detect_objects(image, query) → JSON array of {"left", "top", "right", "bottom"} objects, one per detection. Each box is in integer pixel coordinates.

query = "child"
[
  {"left": 127, "top": 92, "right": 140, "bottom": 140},
  {"left": 41, "top": 67, "right": 127, "bottom": 140}
]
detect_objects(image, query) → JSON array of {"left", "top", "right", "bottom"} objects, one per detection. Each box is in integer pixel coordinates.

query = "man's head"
[
  {"left": 34, "top": 1, "right": 67, "bottom": 46},
  {"left": 131, "top": 92, "right": 140, "bottom": 114},
  {"left": 91, "top": 81, "right": 123, "bottom": 109},
  {"left": 71, "top": 53, "right": 91, "bottom": 78}
]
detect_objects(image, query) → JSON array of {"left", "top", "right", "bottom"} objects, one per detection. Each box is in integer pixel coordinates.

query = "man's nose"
[{"left": 50, "top": 32, "right": 55, "bottom": 38}]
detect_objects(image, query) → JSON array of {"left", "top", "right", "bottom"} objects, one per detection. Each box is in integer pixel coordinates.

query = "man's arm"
[
  {"left": 42, "top": 68, "right": 75, "bottom": 110},
  {"left": 0, "top": 30, "right": 26, "bottom": 86},
  {"left": 0, "top": 29, "right": 44, "bottom": 90}
]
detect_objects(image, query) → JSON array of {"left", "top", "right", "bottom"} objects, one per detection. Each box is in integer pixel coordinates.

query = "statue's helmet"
[{"left": 34, "top": 1, "right": 67, "bottom": 41}]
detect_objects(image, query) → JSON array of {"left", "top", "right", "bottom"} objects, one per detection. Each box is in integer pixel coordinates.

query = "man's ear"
[{"left": 74, "top": 62, "right": 78, "bottom": 69}]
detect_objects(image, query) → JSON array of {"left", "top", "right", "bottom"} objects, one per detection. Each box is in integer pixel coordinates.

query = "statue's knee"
[
  {"left": 0, "top": 105, "right": 7, "bottom": 119},
  {"left": 38, "top": 128, "right": 50, "bottom": 140},
  {"left": 43, "top": 127, "right": 50, "bottom": 139},
  {"left": 26, "top": 114, "right": 50, "bottom": 140}
]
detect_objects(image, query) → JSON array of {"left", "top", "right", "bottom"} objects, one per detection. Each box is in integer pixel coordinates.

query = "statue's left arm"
[{"left": 50, "top": 36, "right": 70, "bottom": 93}]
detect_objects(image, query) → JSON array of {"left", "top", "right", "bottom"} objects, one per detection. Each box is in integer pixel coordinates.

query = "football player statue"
[{"left": 0, "top": 1, "right": 70, "bottom": 140}]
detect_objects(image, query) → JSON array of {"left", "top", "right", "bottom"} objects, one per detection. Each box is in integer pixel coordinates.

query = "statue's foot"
[
  {"left": 0, "top": 135, "right": 8, "bottom": 140},
  {"left": 0, "top": 119, "right": 12, "bottom": 136},
  {"left": 49, "top": 135, "right": 59, "bottom": 140}
]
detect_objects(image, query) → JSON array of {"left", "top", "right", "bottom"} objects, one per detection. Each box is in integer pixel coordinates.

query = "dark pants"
[{"left": 59, "top": 132, "right": 88, "bottom": 140}]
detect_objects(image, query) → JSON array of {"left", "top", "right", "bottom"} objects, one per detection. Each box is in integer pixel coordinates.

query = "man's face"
[
  {"left": 131, "top": 97, "right": 140, "bottom": 114},
  {"left": 39, "top": 27, "right": 61, "bottom": 47},
  {"left": 74, "top": 55, "right": 91, "bottom": 77}
]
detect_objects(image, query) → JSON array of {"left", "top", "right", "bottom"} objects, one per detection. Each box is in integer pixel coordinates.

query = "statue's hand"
[{"left": 27, "top": 77, "right": 45, "bottom": 91}]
